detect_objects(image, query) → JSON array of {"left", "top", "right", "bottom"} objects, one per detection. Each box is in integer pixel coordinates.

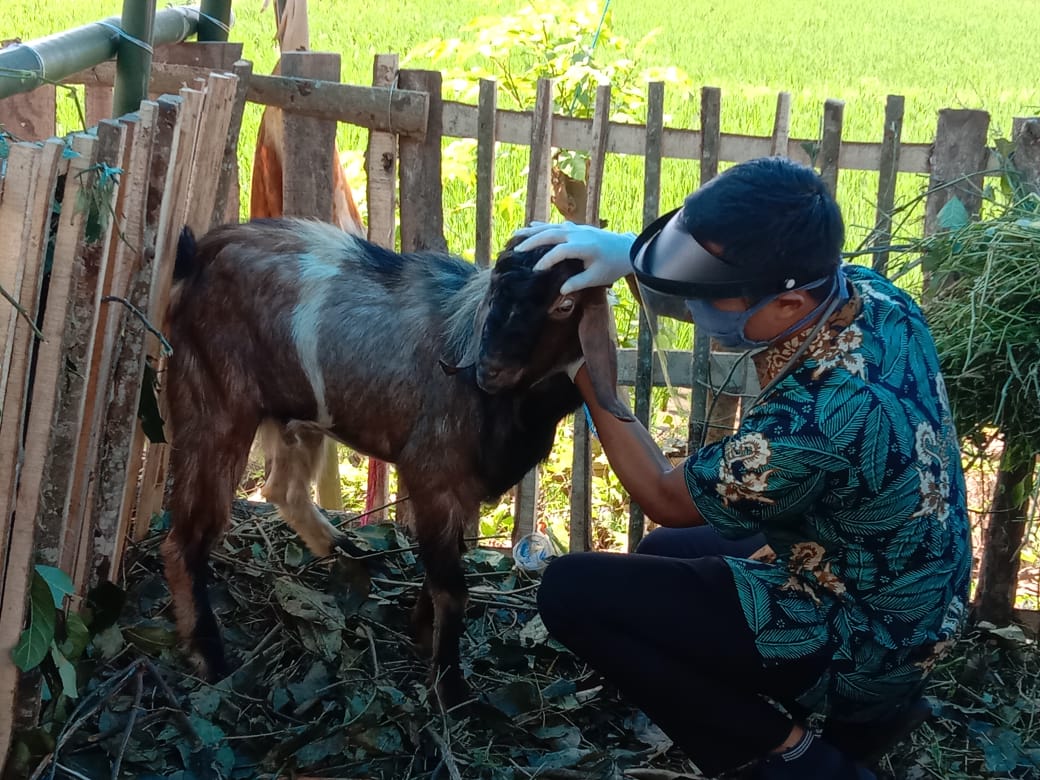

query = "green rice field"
[{"left": 5, "top": 0, "right": 1040, "bottom": 256}]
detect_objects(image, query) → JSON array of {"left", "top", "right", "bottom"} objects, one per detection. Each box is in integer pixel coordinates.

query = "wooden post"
[
  {"left": 771, "top": 92, "right": 791, "bottom": 157},
  {"left": 924, "top": 108, "right": 991, "bottom": 236},
  {"left": 629, "top": 81, "right": 665, "bottom": 552},
  {"left": 474, "top": 78, "right": 498, "bottom": 268},
  {"left": 818, "top": 99, "right": 844, "bottom": 195},
  {"left": 278, "top": 51, "right": 345, "bottom": 512},
  {"left": 363, "top": 53, "right": 399, "bottom": 523},
  {"left": 568, "top": 83, "right": 611, "bottom": 554},
  {"left": 872, "top": 94, "right": 904, "bottom": 275},
  {"left": 512, "top": 77, "right": 555, "bottom": 545},
  {"left": 399, "top": 69, "right": 448, "bottom": 254}
]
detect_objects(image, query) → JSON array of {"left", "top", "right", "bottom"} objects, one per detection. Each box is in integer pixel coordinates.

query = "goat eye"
[{"left": 551, "top": 296, "right": 576, "bottom": 317}]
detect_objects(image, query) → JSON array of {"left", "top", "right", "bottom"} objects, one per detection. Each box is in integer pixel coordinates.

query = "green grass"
[{"left": 6, "top": 0, "right": 1039, "bottom": 253}]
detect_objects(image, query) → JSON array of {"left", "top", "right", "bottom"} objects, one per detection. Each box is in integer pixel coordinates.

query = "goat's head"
[{"left": 471, "top": 237, "right": 633, "bottom": 421}]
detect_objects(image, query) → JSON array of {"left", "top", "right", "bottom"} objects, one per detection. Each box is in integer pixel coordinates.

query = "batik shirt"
[{"left": 684, "top": 264, "right": 972, "bottom": 722}]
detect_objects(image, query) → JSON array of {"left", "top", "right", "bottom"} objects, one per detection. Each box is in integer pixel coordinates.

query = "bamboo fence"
[{"left": 1, "top": 37, "right": 1039, "bottom": 770}]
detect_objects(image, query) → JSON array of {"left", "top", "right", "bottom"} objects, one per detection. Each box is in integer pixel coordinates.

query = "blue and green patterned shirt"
[{"left": 684, "top": 264, "right": 972, "bottom": 722}]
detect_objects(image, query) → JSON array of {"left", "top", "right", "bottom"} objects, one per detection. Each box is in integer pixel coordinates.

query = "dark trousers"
[{"left": 537, "top": 526, "right": 829, "bottom": 777}]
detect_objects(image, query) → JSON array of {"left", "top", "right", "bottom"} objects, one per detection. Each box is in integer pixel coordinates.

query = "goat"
[{"left": 161, "top": 217, "right": 632, "bottom": 704}]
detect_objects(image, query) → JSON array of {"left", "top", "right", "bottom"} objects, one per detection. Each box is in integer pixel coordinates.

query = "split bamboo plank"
[
  {"left": 212, "top": 60, "right": 254, "bottom": 228},
  {"left": 184, "top": 72, "right": 239, "bottom": 234},
  {"left": 0, "top": 136, "right": 93, "bottom": 767},
  {"left": 65, "top": 108, "right": 155, "bottom": 591},
  {"left": 134, "top": 85, "right": 206, "bottom": 528},
  {"left": 34, "top": 123, "right": 127, "bottom": 571},
  {"left": 0, "top": 140, "right": 64, "bottom": 578},
  {"left": 102, "top": 98, "right": 176, "bottom": 549}
]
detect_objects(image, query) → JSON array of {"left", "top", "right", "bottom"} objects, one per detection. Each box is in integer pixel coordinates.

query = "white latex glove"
[{"left": 511, "top": 221, "right": 636, "bottom": 295}]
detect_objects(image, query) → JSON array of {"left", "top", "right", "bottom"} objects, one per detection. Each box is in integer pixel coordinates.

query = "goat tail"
[{"left": 174, "top": 225, "right": 199, "bottom": 282}]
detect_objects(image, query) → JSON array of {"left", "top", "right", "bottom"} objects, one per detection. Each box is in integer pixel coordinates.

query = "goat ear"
[{"left": 579, "top": 289, "right": 635, "bottom": 421}]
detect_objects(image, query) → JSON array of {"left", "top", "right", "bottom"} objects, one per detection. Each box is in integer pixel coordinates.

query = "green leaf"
[
  {"left": 49, "top": 646, "right": 79, "bottom": 700},
  {"left": 937, "top": 197, "right": 970, "bottom": 231},
  {"left": 60, "top": 612, "right": 90, "bottom": 661},
  {"left": 13, "top": 571, "right": 58, "bottom": 671},
  {"left": 35, "top": 565, "right": 74, "bottom": 608}
]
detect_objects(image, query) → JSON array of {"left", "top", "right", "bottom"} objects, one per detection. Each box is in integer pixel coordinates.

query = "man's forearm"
[{"left": 574, "top": 367, "right": 704, "bottom": 528}]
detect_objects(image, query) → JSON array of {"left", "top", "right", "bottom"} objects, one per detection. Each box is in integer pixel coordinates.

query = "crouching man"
[{"left": 512, "top": 156, "right": 971, "bottom": 779}]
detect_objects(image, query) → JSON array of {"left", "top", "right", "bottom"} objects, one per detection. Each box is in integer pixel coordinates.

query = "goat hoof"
[
  {"left": 333, "top": 534, "right": 368, "bottom": 559},
  {"left": 432, "top": 670, "right": 471, "bottom": 709}
]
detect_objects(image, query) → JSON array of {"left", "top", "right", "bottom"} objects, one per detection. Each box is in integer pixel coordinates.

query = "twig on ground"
[{"left": 111, "top": 666, "right": 145, "bottom": 780}]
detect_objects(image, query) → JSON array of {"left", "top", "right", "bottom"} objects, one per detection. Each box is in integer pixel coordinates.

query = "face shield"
[{"left": 627, "top": 207, "right": 847, "bottom": 445}]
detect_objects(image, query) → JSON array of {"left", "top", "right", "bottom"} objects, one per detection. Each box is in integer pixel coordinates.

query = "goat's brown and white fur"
[{"left": 161, "top": 217, "right": 630, "bottom": 703}]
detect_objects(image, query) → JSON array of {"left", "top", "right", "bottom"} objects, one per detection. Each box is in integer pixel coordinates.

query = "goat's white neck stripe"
[{"left": 290, "top": 252, "right": 338, "bottom": 427}]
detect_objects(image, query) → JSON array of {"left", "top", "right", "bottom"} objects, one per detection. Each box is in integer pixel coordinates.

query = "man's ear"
[{"left": 772, "top": 290, "right": 816, "bottom": 322}]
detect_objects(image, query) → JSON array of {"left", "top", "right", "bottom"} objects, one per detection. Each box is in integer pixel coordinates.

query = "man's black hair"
[{"left": 680, "top": 157, "right": 845, "bottom": 298}]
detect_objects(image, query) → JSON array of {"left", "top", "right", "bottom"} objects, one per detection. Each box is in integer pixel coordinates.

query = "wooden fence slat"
[
  {"left": 771, "top": 91, "right": 792, "bottom": 156},
  {"left": 35, "top": 123, "right": 127, "bottom": 571},
  {"left": 819, "top": 99, "right": 845, "bottom": 195},
  {"left": 0, "top": 141, "right": 64, "bottom": 574},
  {"left": 65, "top": 110, "right": 154, "bottom": 590},
  {"left": 688, "top": 87, "right": 722, "bottom": 453},
  {"left": 0, "top": 136, "right": 95, "bottom": 761},
  {"left": 629, "top": 81, "right": 666, "bottom": 552},
  {"left": 399, "top": 69, "right": 448, "bottom": 255},
  {"left": 280, "top": 51, "right": 344, "bottom": 513},
  {"left": 184, "top": 72, "right": 240, "bottom": 233},
  {"left": 366, "top": 54, "right": 399, "bottom": 251},
  {"left": 1011, "top": 116, "right": 1040, "bottom": 195},
  {"left": 359, "top": 54, "right": 400, "bottom": 523},
  {"left": 0, "top": 84, "right": 56, "bottom": 141},
  {"left": 567, "top": 83, "right": 612, "bottom": 554},
  {"left": 924, "top": 108, "right": 991, "bottom": 237},
  {"left": 474, "top": 78, "right": 497, "bottom": 268},
  {"left": 212, "top": 60, "right": 254, "bottom": 228},
  {"left": 100, "top": 97, "right": 174, "bottom": 551},
  {"left": 872, "top": 94, "right": 905, "bottom": 275},
  {"left": 134, "top": 85, "right": 207, "bottom": 529},
  {"left": 512, "top": 78, "right": 556, "bottom": 544}
]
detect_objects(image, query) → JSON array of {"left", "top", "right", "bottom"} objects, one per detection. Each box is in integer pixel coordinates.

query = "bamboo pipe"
[{"left": 0, "top": 5, "right": 206, "bottom": 101}]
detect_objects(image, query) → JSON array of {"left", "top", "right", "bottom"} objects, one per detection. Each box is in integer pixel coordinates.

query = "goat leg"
[
  {"left": 412, "top": 501, "right": 472, "bottom": 707},
  {"left": 164, "top": 415, "right": 255, "bottom": 680}
]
